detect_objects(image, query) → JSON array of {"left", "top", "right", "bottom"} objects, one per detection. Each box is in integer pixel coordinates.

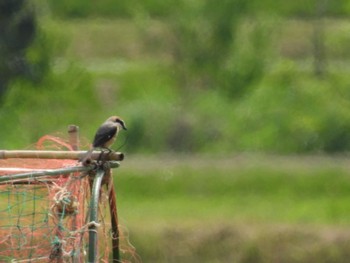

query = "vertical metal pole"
[{"left": 88, "top": 169, "right": 105, "bottom": 263}]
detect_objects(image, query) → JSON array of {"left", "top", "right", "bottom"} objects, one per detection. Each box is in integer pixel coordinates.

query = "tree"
[
  {"left": 171, "top": 0, "right": 267, "bottom": 99},
  {"left": 0, "top": 0, "right": 36, "bottom": 100}
]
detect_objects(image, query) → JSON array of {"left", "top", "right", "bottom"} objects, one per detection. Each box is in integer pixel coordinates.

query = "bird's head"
[{"left": 108, "top": 116, "right": 127, "bottom": 130}]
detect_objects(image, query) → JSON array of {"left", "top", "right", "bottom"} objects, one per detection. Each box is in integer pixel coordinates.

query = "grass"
[
  {"left": 117, "top": 154, "right": 350, "bottom": 225},
  {"left": 1, "top": 155, "right": 350, "bottom": 262},
  {"left": 114, "top": 154, "right": 350, "bottom": 262}
]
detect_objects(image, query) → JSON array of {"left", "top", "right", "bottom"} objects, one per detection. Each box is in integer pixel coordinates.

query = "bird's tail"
[{"left": 79, "top": 148, "right": 94, "bottom": 165}]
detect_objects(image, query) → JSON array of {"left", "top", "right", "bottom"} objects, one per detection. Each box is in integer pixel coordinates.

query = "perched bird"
[{"left": 80, "top": 116, "right": 127, "bottom": 164}]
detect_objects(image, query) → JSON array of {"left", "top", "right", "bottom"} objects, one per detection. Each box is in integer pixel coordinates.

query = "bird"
[{"left": 80, "top": 116, "right": 127, "bottom": 164}]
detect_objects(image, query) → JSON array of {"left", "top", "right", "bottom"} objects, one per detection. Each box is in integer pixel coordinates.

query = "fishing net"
[{"left": 0, "top": 134, "right": 137, "bottom": 262}]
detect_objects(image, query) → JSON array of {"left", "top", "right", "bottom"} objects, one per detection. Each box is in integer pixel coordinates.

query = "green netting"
[{"left": 0, "top": 171, "right": 90, "bottom": 262}]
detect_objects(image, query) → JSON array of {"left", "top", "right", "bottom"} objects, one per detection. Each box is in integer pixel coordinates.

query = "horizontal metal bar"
[
  {"left": 0, "top": 168, "right": 48, "bottom": 173},
  {"left": 0, "top": 150, "right": 124, "bottom": 161},
  {"left": 0, "top": 161, "right": 120, "bottom": 183}
]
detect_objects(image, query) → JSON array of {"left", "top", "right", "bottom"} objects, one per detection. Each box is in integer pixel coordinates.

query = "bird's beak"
[{"left": 123, "top": 125, "right": 127, "bottom": 130}]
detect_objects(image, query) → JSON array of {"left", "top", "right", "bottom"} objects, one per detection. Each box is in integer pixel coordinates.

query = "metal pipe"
[
  {"left": 0, "top": 162, "right": 120, "bottom": 183},
  {"left": 88, "top": 168, "right": 105, "bottom": 263},
  {"left": 0, "top": 150, "right": 124, "bottom": 161}
]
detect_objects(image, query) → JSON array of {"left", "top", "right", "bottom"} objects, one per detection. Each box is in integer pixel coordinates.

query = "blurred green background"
[{"left": 2, "top": 0, "right": 350, "bottom": 262}]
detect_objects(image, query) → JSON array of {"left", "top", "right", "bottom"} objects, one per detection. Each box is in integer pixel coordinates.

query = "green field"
[{"left": 114, "top": 155, "right": 350, "bottom": 262}]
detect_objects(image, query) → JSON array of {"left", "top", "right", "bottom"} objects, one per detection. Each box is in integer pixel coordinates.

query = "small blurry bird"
[{"left": 80, "top": 116, "right": 127, "bottom": 164}]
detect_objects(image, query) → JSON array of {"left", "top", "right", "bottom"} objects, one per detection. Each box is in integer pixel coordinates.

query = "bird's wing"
[{"left": 92, "top": 125, "right": 117, "bottom": 148}]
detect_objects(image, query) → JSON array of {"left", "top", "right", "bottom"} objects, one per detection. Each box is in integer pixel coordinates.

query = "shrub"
[{"left": 233, "top": 61, "right": 350, "bottom": 153}]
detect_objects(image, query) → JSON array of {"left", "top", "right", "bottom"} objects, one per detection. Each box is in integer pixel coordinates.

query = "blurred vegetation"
[
  {"left": 1, "top": 0, "right": 350, "bottom": 154},
  {"left": 118, "top": 155, "right": 350, "bottom": 262},
  {"left": 2, "top": 1, "right": 350, "bottom": 262},
  {"left": 0, "top": 0, "right": 38, "bottom": 99},
  {"left": 46, "top": 0, "right": 350, "bottom": 18}
]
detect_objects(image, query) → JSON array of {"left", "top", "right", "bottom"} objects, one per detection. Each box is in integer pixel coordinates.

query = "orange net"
[
  {"left": 0, "top": 135, "right": 93, "bottom": 262},
  {"left": 0, "top": 134, "right": 139, "bottom": 262}
]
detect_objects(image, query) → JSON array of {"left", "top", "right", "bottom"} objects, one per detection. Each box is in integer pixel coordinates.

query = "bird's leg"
[
  {"left": 97, "top": 148, "right": 113, "bottom": 164},
  {"left": 103, "top": 147, "right": 113, "bottom": 161},
  {"left": 97, "top": 149, "right": 104, "bottom": 164}
]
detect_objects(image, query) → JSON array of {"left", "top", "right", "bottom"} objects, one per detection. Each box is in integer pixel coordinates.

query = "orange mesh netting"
[
  {"left": 0, "top": 135, "right": 90, "bottom": 262},
  {"left": 0, "top": 134, "right": 139, "bottom": 263}
]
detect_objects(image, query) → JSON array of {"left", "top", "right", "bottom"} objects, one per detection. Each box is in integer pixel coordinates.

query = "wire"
[{"left": 116, "top": 133, "right": 128, "bottom": 152}]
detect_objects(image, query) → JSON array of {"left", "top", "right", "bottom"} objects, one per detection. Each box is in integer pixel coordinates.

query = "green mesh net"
[
  {"left": 0, "top": 173, "right": 90, "bottom": 262},
  {"left": 0, "top": 160, "right": 91, "bottom": 262}
]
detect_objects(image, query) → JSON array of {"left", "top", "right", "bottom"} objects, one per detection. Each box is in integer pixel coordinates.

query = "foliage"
[
  {"left": 0, "top": 63, "right": 100, "bottom": 149},
  {"left": 2, "top": 1, "right": 350, "bottom": 153},
  {"left": 233, "top": 62, "right": 350, "bottom": 153},
  {"left": 248, "top": 0, "right": 350, "bottom": 17},
  {"left": 105, "top": 58, "right": 350, "bottom": 154},
  {"left": 0, "top": 0, "right": 37, "bottom": 99},
  {"left": 46, "top": 14, "right": 349, "bottom": 154},
  {"left": 46, "top": 0, "right": 175, "bottom": 18},
  {"left": 169, "top": 0, "right": 268, "bottom": 99},
  {"left": 46, "top": 0, "right": 350, "bottom": 18}
]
